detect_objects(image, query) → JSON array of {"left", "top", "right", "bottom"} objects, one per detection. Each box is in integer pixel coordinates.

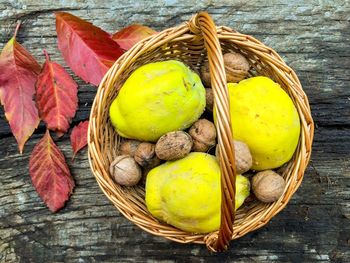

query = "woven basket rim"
[{"left": 88, "top": 12, "right": 314, "bottom": 252}]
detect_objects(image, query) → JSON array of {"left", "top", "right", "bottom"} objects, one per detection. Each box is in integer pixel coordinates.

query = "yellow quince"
[
  {"left": 226, "top": 76, "right": 300, "bottom": 170},
  {"left": 109, "top": 60, "right": 205, "bottom": 141},
  {"left": 145, "top": 152, "right": 250, "bottom": 233}
]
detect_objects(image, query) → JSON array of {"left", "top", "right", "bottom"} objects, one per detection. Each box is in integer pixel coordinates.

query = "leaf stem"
[
  {"left": 14, "top": 21, "right": 21, "bottom": 38},
  {"left": 43, "top": 49, "right": 50, "bottom": 61}
]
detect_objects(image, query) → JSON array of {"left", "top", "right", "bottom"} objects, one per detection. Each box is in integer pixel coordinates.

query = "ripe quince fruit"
[
  {"left": 145, "top": 152, "right": 250, "bottom": 233},
  {"left": 109, "top": 60, "right": 205, "bottom": 141},
  {"left": 227, "top": 76, "right": 300, "bottom": 170}
]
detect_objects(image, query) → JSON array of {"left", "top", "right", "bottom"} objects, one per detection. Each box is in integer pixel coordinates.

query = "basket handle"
[{"left": 188, "top": 12, "right": 236, "bottom": 252}]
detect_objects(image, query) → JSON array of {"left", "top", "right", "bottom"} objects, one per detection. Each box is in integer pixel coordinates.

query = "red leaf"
[
  {"left": 36, "top": 50, "right": 78, "bottom": 136},
  {"left": 70, "top": 120, "right": 89, "bottom": 159},
  {"left": 111, "top": 24, "right": 156, "bottom": 50},
  {"left": 55, "top": 12, "right": 124, "bottom": 86},
  {"left": 29, "top": 130, "right": 74, "bottom": 212},
  {"left": 0, "top": 23, "right": 41, "bottom": 153}
]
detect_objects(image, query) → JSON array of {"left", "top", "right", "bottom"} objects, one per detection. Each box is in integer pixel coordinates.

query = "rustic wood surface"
[{"left": 1, "top": 0, "right": 349, "bottom": 262}]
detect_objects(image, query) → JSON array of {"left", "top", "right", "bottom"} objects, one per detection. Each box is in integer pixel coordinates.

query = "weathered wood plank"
[
  {"left": 0, "top": 130, "right": 349, "bottom": 262},
  {"left": 0, "top": 0, "right": 349, "bottom": 262}
]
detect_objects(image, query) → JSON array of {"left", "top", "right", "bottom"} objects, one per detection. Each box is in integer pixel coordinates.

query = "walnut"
[
  {"left": 134, "top": 142, "right": 161, "bottom": 169},
  {"left": 252, "top": 170, "right": 286, "bottom": 203},
  {"left": 119, "top": 139, "right": 141, "bottom": 156},
  {"left": 205, "top": 88, "right": 214, "bottom": 112},
  {"left": 224, "top": 52, "right": 250, "bottom": 83},
  {"left": 200, "top": 63, "right": 212, "bottom": 87},
  {"left": 109, "top": 155, "right": 142, "bottom": 186},
  {"left": 189, "top": 119, "right": 216, "bottom": 152},
  {"left": 200, "top": 52, "right": 250, "bottom": 87},
  {"left": 215, "top": 140, "right": 253, "bottom": 174},
  {"left": 155, "top": 131, "right": 193, "bottom": 160},
  {"left": 233, "top": 140, "right": 253, "bottom": 174}
]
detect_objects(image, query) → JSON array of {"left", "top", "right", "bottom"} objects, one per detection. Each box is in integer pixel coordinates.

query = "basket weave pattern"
[{"left": 88, "top": 13, "right": 314, "bottom": 252}]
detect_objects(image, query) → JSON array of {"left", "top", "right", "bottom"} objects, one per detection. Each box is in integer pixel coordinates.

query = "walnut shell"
[
  {"left": 134, "top": 142, "right": 161, "bottom": 169},
  {"left": 109, "top": 155, "right": 142, "bottom": 186},
  {"left": 252, "top": 170, "right": 286, "bottom": 203},
  {"left": 205, "top": 88, "right": 214, "bottom": 112},
  {"left": 119, "top": 139, "right": 141, "bottom": 156},
  {"left": 233, "top": 140, "right": 253, "bottom": 174},
  {"left": 224, "top": 52, "right": 250, "bottom": 83},
  {"left": 189, "top": 119, "right": 216, "bottom": 152},
  {"left": 215, "top": 140, "right": 253, "bottom": 174},
  {"left": 200, "top": 62, "right": 211, "bottom": 87},
  {"left": 200, "top": 52, "right": 250, "bottom": 86},
  {"left": 155, "top": 131, "right": 193, "bottom": 160}
]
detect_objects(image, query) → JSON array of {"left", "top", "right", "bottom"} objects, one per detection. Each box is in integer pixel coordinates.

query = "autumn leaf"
[
  {"left": 0, "top": 23, "right": 41, "bottom": 153},
  {"left": 111, "top": 24, "right": 157, "bottom": 50},
  {"left": 56, "top": 12, "right": 124, "bottom": 86},
  {"left": 70, "top": 120, "right": 89, "bottom": 159},
  {"left": 29, "top": 130, "right": 74, "bottom": 212},
  {"left": 36, "top": 50, "right": 78, "bottom": 137}
]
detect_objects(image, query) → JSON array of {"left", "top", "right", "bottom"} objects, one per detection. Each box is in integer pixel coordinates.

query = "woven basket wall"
[{"left": 88, "top": 12, "right": 314, "bottom": 252}]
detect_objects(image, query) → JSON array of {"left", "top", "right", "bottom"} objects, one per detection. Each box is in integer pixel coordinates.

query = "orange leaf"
[
  {"left": 36, "top": 50, "right": 78, "bottom": 136},
  {"left": 0, "top": 23, "right": 41, "bottom": 153},
  {"left": 56, "top": 12, "right": 124, "bottom": 86},
  {"left": 29, "top": 130, "right": 74, "bottom": 212},
  {"left": 70, "top": 120, "right": 89, "bottom": 159},
  {"left": 111, "top": 24, "right": 156, "bottom": 50}
]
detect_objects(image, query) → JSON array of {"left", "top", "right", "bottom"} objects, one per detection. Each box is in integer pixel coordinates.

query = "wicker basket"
[{"left": 88, "top": 12, "right": 314, "bottom": 252}]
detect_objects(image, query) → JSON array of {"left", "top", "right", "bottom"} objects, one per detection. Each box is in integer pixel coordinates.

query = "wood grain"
[{"left": 0, "top": 0, "right": 349, "bottom": 262}]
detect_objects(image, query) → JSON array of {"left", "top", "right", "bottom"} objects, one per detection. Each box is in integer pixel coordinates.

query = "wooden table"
[{"left": 1, "top": 1, "right": 349, "bottom": 262}]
